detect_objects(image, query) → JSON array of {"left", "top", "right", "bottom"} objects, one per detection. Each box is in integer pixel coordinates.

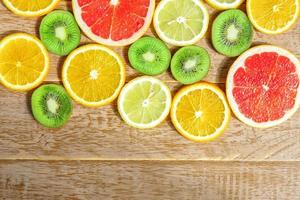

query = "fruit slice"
[
  {"left": 62, "top": 44, "right": 126, "bottom": 107},
  {"left": 3, "top": 0, "right": 60, "bottom": 17},
  {"left": 226, "top": 45, "right": 300, "bottom": 128},
  {"left": 171, "top": 46, "right": 210, "bottom": 84},
  {"left": 205, "top": 0, "right": 244, "bottom": 10},
  {"left": 0, "top": 33, "right": 49, "bottom": 92},
  {"left": 212, "top": 9, "right": 253, "bottom": 57},
  {"left": 72, "top": 0, "right": 155, "bottom": 46},
  {"left": 153, "top": 0, "right": 209, "bottom": 46},
  {"left": 128, "top": 36, "right": 171, "bottom": 75},
  {"left": 118, "top": 76, "right": 172, "bottom": 129},
  {"left": 171, "top": 82, "right": 231, "bottom": 142},
  {"left": 247, "top": 0, "right": 300, "bottom": 34},
  {"left": 31, "top": 84, "right": 73, "bottom": 128},
  {"left": 39, "top": 10, "right": 81, "bottom": 56}
]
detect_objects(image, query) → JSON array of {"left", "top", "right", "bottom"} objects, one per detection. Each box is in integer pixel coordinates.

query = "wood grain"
[
  {"left": 1, "top": 84, "right": 300, "bottom": 161},
  {"left": 0, "top": 1, "right": 299, "bottom": 83},
  {"left": 1, "top": 160, "right": 300, "bottom": 200}
]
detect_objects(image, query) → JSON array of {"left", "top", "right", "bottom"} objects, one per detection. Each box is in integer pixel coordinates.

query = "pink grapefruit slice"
[
  {"left": 226, "top": 45, "right": 300, "bottom": 128},
  {"left": 73, "top": 0, "right": 155, "bottom": 46}
]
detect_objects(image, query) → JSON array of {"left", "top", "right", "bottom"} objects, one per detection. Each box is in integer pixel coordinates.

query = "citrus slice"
[
  {"left": 0, "top": 33, "right": 49, "bottom": 92},
  {"left": 3, "top": 0, "right": 60, "bottom": 17},
  {"left": 171, "top": 82, "right": 231, "bottom": 142},
  {"left": 226, "top": 45, "right": 300, "bottom": 128},
  {"left": 205, "top": 0, "right": 244, "bottom": 10},
  {"left": 118, "top": 76, "right": 172, "bottom": 129},
  {"left": 247, "top": 0, "right": 300, "bottom": 34},
  {"left": 72, "top": 0, "right": 155, "bottom": 46},
  {"left": 153, "top": 0, "right": 209, "bottom": 46},
  {"left": 62, "top": 44, "right": 126, "bottom": 107}
]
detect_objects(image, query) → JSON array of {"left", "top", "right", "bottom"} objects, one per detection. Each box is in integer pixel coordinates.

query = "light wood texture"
[
  {"left": 1, "top": 0, "right": 300, "bottom": 199},
  {"left": 1, "top": 160, "right": 300, "bottom": 200}
]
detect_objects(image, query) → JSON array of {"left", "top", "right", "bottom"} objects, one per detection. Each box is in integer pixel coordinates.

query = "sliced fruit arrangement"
[
  {"left": 0, "top": 33, "right": 49, "bottom": 92},
  {"left": 128, "top": 36, "right": 171, "bottom": 75},
  {"left": 62, "top": 44, "right": 126, "bottom": 107},
  {"left": 153, "top": 0, "right": 209, "bottom": 46},
  {"left": 212, "top": 9, "right": 253, "bottom": 57},
  {"left": 39, "top": 10, "right": 81, "bottom": 56},
  {"left": 205, "top": 0, "right": 244, "bottom": 10},
  {"left": 171, "top": 46, "right": 211, "bottom": 84},
  {"left": 3, "top": 0, "right": 60, "bottom": 17},
  {"left": 171, "top": 82, "right": 231, "bottom": 142},
  {"left": 118, "top": 76, "right": 172, "bottom": 129},
  {"left": 72, "top": 0, "right": 155, "bottom": 46},
  {"left": 31, "top": 84, "right": 73, "bottom": 128},
  {"left": 247, "top": 0, "right": 300, "bottom": 34},
  {"left": 226, "top": 45, "right": 300, "bottom": 128}
]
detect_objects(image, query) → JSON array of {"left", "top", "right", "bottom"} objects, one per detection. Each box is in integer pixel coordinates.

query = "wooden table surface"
[{"left": 1, "top": 0, "right": 300, "bottom": 199}]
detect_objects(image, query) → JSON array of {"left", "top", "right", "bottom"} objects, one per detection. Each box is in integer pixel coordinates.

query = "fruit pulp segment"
[
  {"left": 157, "top": 0, "right": 204, "bottom": 41},
  {"left": 8, "top": 0, "right": 55, "bottom": 11},
  {"left": 66, "top": 49, "right": 121, "bottom": 102},
  {"left": 249, "top": 0, "right": 297, "bottom": 31},
  {"left": 233, "top": 52, "right": 299, "bottom": 122},
  {"left": 123, "top": 81, "right": 167, "bottom": 124},
  {"left": 0, "top": 38, "right": 45, "bottom": 85},
  {"left": 79, "top": 0, "right": 150, "bottom": 41},
  {"left": 176, "top": 89, "right": 225, "bottom": 136}
]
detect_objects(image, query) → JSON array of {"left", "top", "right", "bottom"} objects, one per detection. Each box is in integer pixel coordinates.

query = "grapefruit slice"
[
  {"left": 73, "top": 0, "right": 155, "bottom": 46},
  {"left": 226, "top": 45, "right": 300, "bottom": 128}
]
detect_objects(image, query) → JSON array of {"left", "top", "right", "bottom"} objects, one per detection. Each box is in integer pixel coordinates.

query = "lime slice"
[
  {"left": 153, "top": 0, "right": 209, "bottom": 46},
  {"left": 118, "top": 76, "right": 172, "bottom": 129},
  {"left": 205, "top": 0, "right": 244, "bottom": 10}
]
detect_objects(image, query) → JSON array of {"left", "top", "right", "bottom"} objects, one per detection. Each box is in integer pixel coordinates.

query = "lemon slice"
[
  {"left": 0, "top": 33, "right": 49, "bottom": 92},
  {"left": 3, "top": 0, "right": 60, "bottom": 17},
  {"left": 247, "top": 0, "right": 300, "bottom": 34},
  {"left": 118, "top": 76, "right": 172, "bottom": 129},
  {"left": 171, "top": 82, "right": 231, "bottom": 142},
  {"left": 62, "top": 44, "right": 126, "bottom": 107},
  {"left": 205, "top": 0, "right": 244, "bottom": 10},
  {"left": 153, "top": 0, "right": 209, "bottom": 46}
]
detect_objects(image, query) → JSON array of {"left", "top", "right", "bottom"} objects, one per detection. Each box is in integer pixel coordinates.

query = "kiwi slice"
[
  {"left": 31, "top": 84, "right": 73, "bottom": 128},
  {"left": 171, "top": 46, "right": 210, "bottom": 85},
  {"left": 39, "top": 10, "right": 81, "bottom": 56},
  {"left": 128, "top": 36, "right": 171, "bottom": 75},
  {"left": 212, "top": 9, "right": 253, "bottom": 57}
]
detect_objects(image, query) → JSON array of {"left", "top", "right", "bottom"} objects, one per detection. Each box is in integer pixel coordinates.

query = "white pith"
[
  {"left": 226, "top": 45, "right": 300, "bottom": 128},
  {"left": 206, "top": 0, "right": 243, "bottom": 9}
]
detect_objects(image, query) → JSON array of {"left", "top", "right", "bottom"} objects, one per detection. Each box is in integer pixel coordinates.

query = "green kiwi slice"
[
  {"left": 128, "top": 36, "right": 171, "bottom": 75},
  {"left": 39, "top": 10, "right": 81, "bottom": 56},
  {"left": 212, "top": 9, "right": 253, "bottom": 57},
  {"left": 171, "top": 46, "right": 210, "bottom": 85},
  {"left": 31, "top": 84, "right": 73, "bottom": 128}
]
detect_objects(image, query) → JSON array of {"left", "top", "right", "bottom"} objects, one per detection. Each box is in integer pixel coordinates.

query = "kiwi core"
[
  {"left": 227, "top": 24, "right": 239, "bottom": 42},
  {"left": 183, "top": 58, "right": 197, "bottom": 71},
  {"left": 55, "top": 26, "right": 67, "bottom": 41},
  {"left": 142, "top": 52, "right": 156, "bottom": 62},
  {"left": 47, "top": 98, "right": 59, "bottom": 114}
]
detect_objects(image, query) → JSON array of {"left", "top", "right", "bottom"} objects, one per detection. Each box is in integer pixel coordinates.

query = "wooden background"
[{"left": 0, "top": 0, "right": 300, "bottom": 199}]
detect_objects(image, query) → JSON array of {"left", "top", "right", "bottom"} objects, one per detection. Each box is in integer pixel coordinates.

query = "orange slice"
[
  {"left": 62, "top": 44, "right": 126, "bottom": 107},
  {"left": 3, "top": 0, "right": 61, "bottom": 17},
  {"left": 0, "top": 33, "right": 50, "bottom": 92}
]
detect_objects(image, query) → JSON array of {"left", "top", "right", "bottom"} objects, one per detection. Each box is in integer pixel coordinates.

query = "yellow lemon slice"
[
  {"left": 171, "top": 82, "right": 231, "bottom": 142},
  {"left": 0, "top": 33, "right": 49, "bottom": 92},
  {"left": 247, "top": 0, "right": 300, "bottom": 34},
  {"left": 3, "top": 0, "right": 61, "bottom": 17},
  {"left": 62, "top": 44, "right": 126, "bottom": 107},
  {"left": 205, "top": 0, "right": 244, "bottom": 10}
]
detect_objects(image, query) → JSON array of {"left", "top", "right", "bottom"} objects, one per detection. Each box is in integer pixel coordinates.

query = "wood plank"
[
  {"left": 0, "top": 1, "right": 299, "bottom": 83},
  {"left": 1, "top": 84, "right": 300, "bottom": 161},
  {"left": 0, "top": 160, "right": 299, "bottom": 199}
]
